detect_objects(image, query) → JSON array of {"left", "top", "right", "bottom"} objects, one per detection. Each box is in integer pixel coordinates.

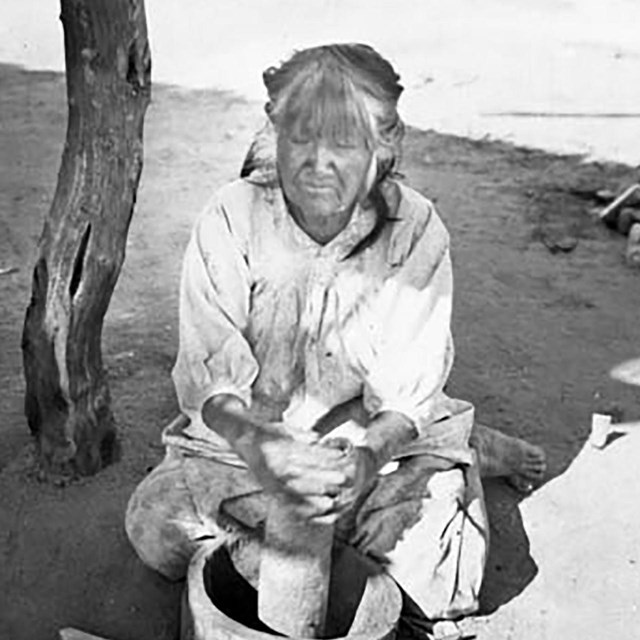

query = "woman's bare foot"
[{"left": 470, "top": 423, "right": 546, "bottom": 493}]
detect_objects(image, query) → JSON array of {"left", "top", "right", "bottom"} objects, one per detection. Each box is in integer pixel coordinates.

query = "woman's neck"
[{"left": 286, "top": 198, "right": 356, "bottom": 245}]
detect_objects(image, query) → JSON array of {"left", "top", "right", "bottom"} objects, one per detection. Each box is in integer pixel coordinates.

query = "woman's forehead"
[{"left": 276, "top": 69, "right": 376, "bottom": 143}]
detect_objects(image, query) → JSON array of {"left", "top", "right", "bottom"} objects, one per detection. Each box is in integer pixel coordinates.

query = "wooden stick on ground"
[
  {"left": 599, "top": 184, "right": 640, "bottom": 224},
  {"left": 59, "top": 628, "right": 114, "bottom": 640}
]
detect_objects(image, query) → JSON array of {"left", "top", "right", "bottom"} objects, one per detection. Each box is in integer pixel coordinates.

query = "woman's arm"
[
  {"left": 361, "top": 410, "right": 418, "bottom": 471},
  {"left": 333, "top": 192, "right": 468, "bottom": 508},
  {"left": 344, "top": 193, "right": 467, "bottom": 452},
  {"left": 172, "top": 188, "right": 259, "bottom": 419}
]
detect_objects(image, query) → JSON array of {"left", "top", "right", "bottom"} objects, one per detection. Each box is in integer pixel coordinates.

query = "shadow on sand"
[{"left": 477, "top": 478, "right": 539, "bottom": 614}]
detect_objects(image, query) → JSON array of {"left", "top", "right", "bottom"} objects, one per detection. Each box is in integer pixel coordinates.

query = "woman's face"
[{"left": 276, "top": 126, "right": 374, "bottom": 222}]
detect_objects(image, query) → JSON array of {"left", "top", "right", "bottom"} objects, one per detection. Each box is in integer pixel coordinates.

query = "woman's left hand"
[{"left": 322, "top": 439, "right": 378, "bottom": 513}]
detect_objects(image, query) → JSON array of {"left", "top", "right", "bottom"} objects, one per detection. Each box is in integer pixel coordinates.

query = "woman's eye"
[
  {"left": 333, "top": 132, "right": 366, "bottom": 150},
  {"left": 335, "top": 139, "right": 358, "bottom": 149},
  {"left": 289, "top": 133, "right": 312, "bottom": 145}
]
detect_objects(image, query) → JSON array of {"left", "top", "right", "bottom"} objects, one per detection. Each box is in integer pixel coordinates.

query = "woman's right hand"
[
  {"left": 203, "top": 395, "right": 352, "bottom": 520},
  {"left": 246, "top": 424, "right": 349, "bottom": 519}
]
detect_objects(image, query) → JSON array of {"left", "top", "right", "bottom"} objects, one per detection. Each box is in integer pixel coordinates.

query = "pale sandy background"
[{"left": 3, "top": 0, "right": 640, "bottom": 164}]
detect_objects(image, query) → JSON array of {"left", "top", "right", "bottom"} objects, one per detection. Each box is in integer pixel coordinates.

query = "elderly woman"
[{"left": 126, "top": 44, "right": 545, "bottom": 635}]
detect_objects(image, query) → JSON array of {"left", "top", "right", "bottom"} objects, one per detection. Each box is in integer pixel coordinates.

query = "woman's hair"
[{"left": 263, "top": 44, "right": 406, "bottom": 257}]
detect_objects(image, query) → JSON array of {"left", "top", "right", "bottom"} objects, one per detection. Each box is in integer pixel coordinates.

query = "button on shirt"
[{"left": 172, "top": 178, "right": 474, "bottom": 467}]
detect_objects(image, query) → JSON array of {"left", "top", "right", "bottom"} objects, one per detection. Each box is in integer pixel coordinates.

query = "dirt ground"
[{"left": 1, "top": 62, "right": 640, "bottom": 640}]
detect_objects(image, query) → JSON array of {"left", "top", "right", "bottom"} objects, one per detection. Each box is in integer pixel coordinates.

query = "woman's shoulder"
[
  {"left": 211, "top": 178, "right": 275, "bottom": 211},
  {"left": 385, "top": 181, "right": 449, "bottom": 266},
  {"left": 395, "top": 182, "right": 445, "bottom": 228},
  {"left": 200, "top": 178, "right": 279, "bottom": 238}
]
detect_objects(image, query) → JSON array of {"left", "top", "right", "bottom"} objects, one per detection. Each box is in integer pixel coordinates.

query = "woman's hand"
[
  {"left": 323, "top": 440, "right": 378, "bottom": 513},
  {"left": 241, "top": 425, "right": 356, "bottom": 520},
  {"left": 319, "top": 410, "right": 419, "bottom": 514}
]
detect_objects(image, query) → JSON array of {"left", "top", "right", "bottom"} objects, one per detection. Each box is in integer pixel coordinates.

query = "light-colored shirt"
[{"left": 172, "top": 177, "right": 474, "bottom": 467}]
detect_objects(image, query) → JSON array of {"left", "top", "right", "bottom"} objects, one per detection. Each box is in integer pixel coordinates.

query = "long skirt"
[{"left": 125, "top": 417, "right": 488, "bottom": 621}]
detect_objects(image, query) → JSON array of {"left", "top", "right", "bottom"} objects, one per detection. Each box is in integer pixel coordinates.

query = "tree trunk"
[{"left": 21, "top": 0, "right": 151, "bottom": 476}]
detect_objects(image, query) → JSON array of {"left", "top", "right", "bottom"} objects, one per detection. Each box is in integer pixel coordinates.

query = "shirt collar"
[{"left": 272, "top": 186, "right": 377, "bottom": 261}]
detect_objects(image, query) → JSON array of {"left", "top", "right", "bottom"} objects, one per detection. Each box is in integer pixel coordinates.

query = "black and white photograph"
[{"left": 1, "top": 2, "right": 640, "bottom": 639}]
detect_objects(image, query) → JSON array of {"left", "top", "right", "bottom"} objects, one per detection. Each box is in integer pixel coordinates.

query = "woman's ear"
[
  {"left": 379, "top": 180, "right": 401, "bottom": 219},
  {"left": 376, "top": 118, "right": 404, "bottom": 178},
  {"left": 376, "top": 150, "right": 397, "bottom": 182}
]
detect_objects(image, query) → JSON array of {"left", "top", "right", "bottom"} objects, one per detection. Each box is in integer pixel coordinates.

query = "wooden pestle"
[
  {"left": 258, "top": 497, "right": 334, "bottom": 638},
  {"left": 257, "top": 439, "right": 353, "bottom": 638}
]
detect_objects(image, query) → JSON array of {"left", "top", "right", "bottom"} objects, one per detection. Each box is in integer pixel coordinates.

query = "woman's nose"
[{"left": 310, "top": 140, "right": 335, "bottom": 173}]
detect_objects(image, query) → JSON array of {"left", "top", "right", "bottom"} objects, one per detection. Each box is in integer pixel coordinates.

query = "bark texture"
[{"left": 21, "top": 0, "right": 151, "bottom": 475}]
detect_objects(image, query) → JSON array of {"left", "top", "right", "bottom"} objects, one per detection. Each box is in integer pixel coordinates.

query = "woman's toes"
[
  {"left": 521, "top": 445, "right": 546, "bottom": 473},
  {"left": 524, "top": 459, "right": 546, "bottom": 475}
]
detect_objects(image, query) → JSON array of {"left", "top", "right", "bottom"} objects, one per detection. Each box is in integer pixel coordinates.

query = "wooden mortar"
[{"left": 182, "top": 538, "right": 402, "bottom": 640}]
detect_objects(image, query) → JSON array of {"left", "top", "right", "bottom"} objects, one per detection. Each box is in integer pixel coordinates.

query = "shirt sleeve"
[
  {"left": 342, "top": 194, "right": 465, "bottom": 437},
  {"left": 172, "top": 191, "right": 259, "bottom": 418}
]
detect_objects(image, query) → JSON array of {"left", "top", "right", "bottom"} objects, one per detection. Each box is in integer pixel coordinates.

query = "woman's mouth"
[{"left": 300, "top": 180, "right": 337, "bottom": 194}]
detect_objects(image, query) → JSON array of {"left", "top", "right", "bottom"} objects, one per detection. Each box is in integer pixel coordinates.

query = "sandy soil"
[{"left": 1, "top": 62, "right": 640, "bottom": 640}]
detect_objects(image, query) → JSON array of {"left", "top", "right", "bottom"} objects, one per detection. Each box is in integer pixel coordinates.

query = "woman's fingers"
[
  {"left": 283, "top": 471, "right": 346, "bottom": 498},
  {"left": 257, "top": 436, "right": 373, "bottom": 516},
  {"left": 283, "top": 494, "right": 341, "bottom": 521},
  {"left": 287, "top": 440, "right": 346, "bottom": 464}
]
